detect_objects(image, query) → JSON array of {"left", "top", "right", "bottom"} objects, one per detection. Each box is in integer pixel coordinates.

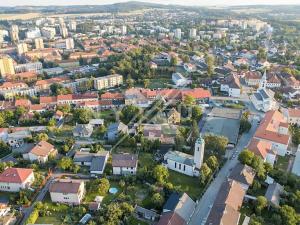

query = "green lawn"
[
  {"left": 148, "top": 78, "right": 172, "bottom": 89},
  {"left": 126, "top": 216, "right": 149, "bottom": 225},
  {"left": 35, "top": 216, "right": 63, "bottom": 225},
  {"left": 138, "top": 153, "right": 155, "bottom": 169},
  {"left": 168, "top": 170, "right": 203, "bottom": 200}
]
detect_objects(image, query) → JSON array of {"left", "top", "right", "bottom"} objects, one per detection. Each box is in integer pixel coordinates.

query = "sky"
[{"left": 2, "top": 0, "right": 300, "bottom": 7}]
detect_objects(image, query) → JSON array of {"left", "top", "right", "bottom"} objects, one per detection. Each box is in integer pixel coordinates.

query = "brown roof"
[
  {"left": 244, "top": 71, "right": 261, "bottom": 80},
  {"left": 228, "top": 163, "right": 255, "bottom": 187},
  {"left": 49, "top": 180, "right": 83, "bottom": 194},
  {"left": 112, "top": 154, "right": 138, "bottom": 168},
  {"left": 30, "top": 141, "right": 55, "bottom": 157},
  {"left": 157, "top": 212, "right": 185, "bottom": 225},
  {"left": 206, "top": 180, "right": 245, "bottom": 225},
  {"left": 0, "top": 168, "right": 33, "bottom": 183}
]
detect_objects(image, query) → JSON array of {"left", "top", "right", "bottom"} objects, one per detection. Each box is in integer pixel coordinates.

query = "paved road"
[
  {"left": 20, "top": 177, "right": 54, "bottom": 225},
  {"left": 188, "top": 118, "right": 259, "bottom": 225}
]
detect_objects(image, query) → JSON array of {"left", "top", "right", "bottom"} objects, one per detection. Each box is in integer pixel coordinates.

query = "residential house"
[
  {"left": 73, "top": 124, "right": 94, "bottom": 138},
  {"left": 265, "top": 182, "right": 284, "bottom": 208},
  {"left": 49, "top": 179, "right": 85, "bottom": 205},
  {"left": 112, "top": 154, "right": 138, "bottom": 175},
  {"left": 247, "top": 138, "right": 276, "bottom": 165},
  {"left": 157, "top": 192, "right": 195, "bottom": 225},
  {"left": 0, "top": 168, "right": 34, "bottom": 192},
  {"left": 266, "top": 72, "right": 281, "bottom": 88},
  {"left": 73, "top": 151, "right": 109, "bottom": 176},
  {"left": 23, "top": 140, "right": 57, "bottom": 163},
  {"left": 107, "top": 122, "right": 128, "bottom": 141},
  {"left": 220, "top": 74, "right": 241, "bottom": 98},
  {"left": 244, "top": 71, "right": 262, "bottom": 86},
  {"left": 228, "top": 163, "right": 255, "bottom": 190},
  {"left": 183, "top": 63, "right": 196, "bottom": 72},
  {"left": 167, "top": 108, "right": 181, "bottom": 124},
  {"left": 205, "top": 180, "right": 246, "bottom": 225},
  {"left": 285, "top": 108, "right": 300, "bottom": 126},
  {"left": 135, "top": 206, "right": 159, "bottom": 221},
  {"left": 254, "top": 110, "right": 290, "bottom": 156}
]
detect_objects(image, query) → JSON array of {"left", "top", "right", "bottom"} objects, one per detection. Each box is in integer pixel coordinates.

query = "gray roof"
[
  {"left": 254, "top": 92, "right": 263, "bottom": 101},
  {"left": 163, "top": 192, "right": 196, "bottom": 222},
  {"left": 265, "top": 182, "right": 283, "bottom": 207},
  {"left": 135, "top": 205, "right": 159, "bottom": 218},
  {"left": 74, "top": 151, "right": 108, "bottom": 164},
  {"left": 112, "top": 154, "right": 138, "bottom": 167},
  {"left": 259, "top": 89, "right": 270, "bottom": 99},
  {"left": 73, "top": 124, "right": 93, "bottom": 135},
  {"left": 108, "top": 122, "right": 127, "bottom": 132},
  {"left": 164, "top": 150, "right": 194, "bottom": 166},
  {"left": 90, "top": 156, "right": 107, "bottom": 172}
]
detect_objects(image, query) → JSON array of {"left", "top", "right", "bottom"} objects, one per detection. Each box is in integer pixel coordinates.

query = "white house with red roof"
[
  {"left": 254, "top": 110, "right": 290, "bottom": 156},
  {"left": 23, "top": 141, "right": 57, "bottom": 163},
  {"left": 247, "top": 138, "right": 276, "bottom": 166},
  {"left": 0, "top": 168, "right": 34, "bottom": 192}
]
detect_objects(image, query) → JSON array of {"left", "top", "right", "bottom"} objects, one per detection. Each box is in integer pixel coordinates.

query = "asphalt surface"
[{"left": 188, "top": 117, "right": 259, "bottom": 225}]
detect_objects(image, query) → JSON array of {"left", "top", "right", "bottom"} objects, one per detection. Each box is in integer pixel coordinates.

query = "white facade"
[
  {"left": 41, "top": 27, "right": 56, "bottom": 39},
  {"left": 194, "top": 137, "right": 205, "bottom": 169},
  {"left": 94, "top": 74, "right": 123, "bottom": 90},
  {"left": 174, "top": 28, "right": 182, "bottom": 40},
  {"left": 220, "top": 84, "right": 241, "bottom": 98},
  {"left": 0, "top": 173, "right": 34, "bottom": 192},
  {"left": 17, "top": 43, "right": 28, "bottom": 55},
  {"left": 112, "top": 166, "right": 137, "bottom": 175},
  {"left": 172, "top": 72, "right": 188, "bottom": 87},
  {"left": 65, "top": 38, "right": 75, "bottom": 50},
  {"left": 26, "top": 27, "right": 41, "bottom": 39},
  {"left": 50, "top": 182, "right": 85, "bottom": 205},
  {"left": 14, "top": 62, "right": 43, "bottom": 73}
]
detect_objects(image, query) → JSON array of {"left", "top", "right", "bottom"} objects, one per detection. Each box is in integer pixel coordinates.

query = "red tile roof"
[
  {"left": 40, "top": 96, "right": 57, "bottom": 104},
  {"left": 248, "top": 138, "right": 272, "bottom": 159},
  {"left": 254, "top": 110, "right": 290, "bottom": 145},
  {"left": 0, "top": 168, "right": 33, "bottom": 184},
  {"left": 288, "top": 108, "right": 300, "bottom": 118},
  {"left": 157, "top": 212, "right": 185, "bottom": 225}
]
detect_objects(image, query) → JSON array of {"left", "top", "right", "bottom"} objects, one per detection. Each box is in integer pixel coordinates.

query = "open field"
[{"left": 0, "top": 13, "right": 41, "bottom": 20}]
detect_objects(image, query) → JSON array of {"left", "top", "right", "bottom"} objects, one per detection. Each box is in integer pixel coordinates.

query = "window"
[
  {"left": 175, "top": 162, "right": 177, "bottom": 168},
  {"left": 179, "top": 164, "right": 181, "bottom": 170},
  {"left": 183, "top": 165, "right": 186, "bottom": 171}
]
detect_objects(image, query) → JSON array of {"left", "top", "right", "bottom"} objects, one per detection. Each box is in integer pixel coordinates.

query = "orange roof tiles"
[
  {"left": 0, "top": 168, "right": 33, "bottom": 184},
  {"left": 288, "top": 108, "right": 300, "bottom": 118},
  {"left": 254, "top": 110, "right": 290, "bottom": 145},
  {"left": 248, "top": 138, "right": 272, "bottom": 159}
]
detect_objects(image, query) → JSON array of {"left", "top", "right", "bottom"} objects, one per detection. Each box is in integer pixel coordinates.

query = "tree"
[
  {"left": 34, "top": 133, "right": 49, "bottom": 142},
  {"left": 238, "top": 149, "right": 254, "bottom": 165},
  {"left": 120, "top": 105, "right": 141, "bottom": 124},
  {"left": 58, "top": 157, "right": 73, "bottom": 171},
  {"left": 143, "top": 79, "right": 150, "bottom": 88},
  {"left": 170, "top": 56, "right": 178, "bottom": 66},
  {"left": 240, "top": 112, "right": 252, "bottom": 134},
  {"left": 280, "top": 205, "right": 300, "bottom": 225},
  {"left": 98, "top": 178, "right": 110, "bottom": 196},
  {"left": 151, "top": 193, "right": 164, "bottom": 208},
  {"left": 207, "top": 156, "right": 219, "bottom": 171},
  {"left": 192, "top": 106, "right": 202, "bottom": 121},
  {"left": 184, "top": 95, "right": 195, "bottom": 106},
  {"left": 255, "top": 196, "right": 268, "bottom": 215},
  {"left": 153, "top": 165, "right": 169, "bottom": 185},
  {"left": 175, "top": 134, "right": 185, "bottom": 150},
  {"left": 206, "top": 54, "right": 215, "bottom": 76},
  {"left": 73, "top": 108, "right": 92, "bottom": 124},
  {"left": 200, "top": 163, "right": 212, "bottom": 185},
  {"left": 204, "top": 134, "right": 228, "bottom": 156},
  {"left": 190, "top": 120, "right": 200, "bottom": 145},
  {"left": 257, "top": 48, "right": 267, "bottom": 61}
]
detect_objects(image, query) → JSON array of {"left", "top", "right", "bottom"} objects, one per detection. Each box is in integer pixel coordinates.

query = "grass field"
[
  {"left": 168, "top": 170, "right": 203, "bottom": 200},
  {"left": 0, "top": 13, "right": 41, "bottom": 20}
]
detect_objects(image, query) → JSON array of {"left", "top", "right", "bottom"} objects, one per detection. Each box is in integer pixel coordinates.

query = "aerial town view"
[{"left": 0, "top": 0, "right": 300, "bottom": 224}]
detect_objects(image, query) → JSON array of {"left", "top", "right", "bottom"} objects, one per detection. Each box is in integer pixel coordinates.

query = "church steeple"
[{"left": 259, "top": 70, "right": 267, "bottom": 89}]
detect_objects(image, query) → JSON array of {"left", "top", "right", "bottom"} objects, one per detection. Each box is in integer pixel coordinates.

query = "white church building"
[
  {"left": 250, "top": 71, "right": 277, "bottom": 112},
  {"left": 163, "top": 136, "right": 205, "bottom": 177}
]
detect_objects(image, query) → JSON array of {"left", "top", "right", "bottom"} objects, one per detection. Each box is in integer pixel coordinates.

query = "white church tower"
[
  {"left": 194, "top": 135, "right": 205, "bottom": 170},
  {"left": 259, "top": 70, "right": 267, "bottom": 89}
]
